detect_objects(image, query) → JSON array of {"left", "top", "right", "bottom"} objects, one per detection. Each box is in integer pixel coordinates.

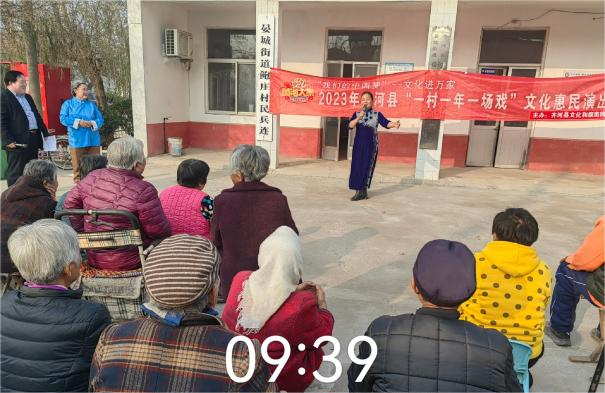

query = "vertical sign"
[{"left": 256, "top": 15, "right": 274, "bottom": 142}]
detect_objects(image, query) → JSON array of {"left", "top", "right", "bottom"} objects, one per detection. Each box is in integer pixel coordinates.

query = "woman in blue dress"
[
  {"left": 348, "top": 91, "right": 400, "bottom": 201},
  {"left": 60, "top": 82, "right": 104, "bottom": 182}
]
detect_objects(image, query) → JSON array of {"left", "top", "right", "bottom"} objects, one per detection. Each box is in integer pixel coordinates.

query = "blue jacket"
[{"left": 59, "top": 97, "right": 104, "bottom": 148}]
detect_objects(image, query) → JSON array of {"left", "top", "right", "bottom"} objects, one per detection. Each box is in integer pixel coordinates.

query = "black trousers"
[{"left": 6, "top": 132, "right": 41, "bottom": 187}]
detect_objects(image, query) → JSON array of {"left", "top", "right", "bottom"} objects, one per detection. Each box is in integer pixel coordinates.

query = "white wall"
[
  {"left": 187, "top": 3, "right": 257, "bottom": 126},
  {"left": 139, "top": 0, "right": 604, "bottom": 141},
  {"left": 453, "top": 1, "right": 605, "bottom": 140},
  {"left": 141, "top": 2, "right": 190, "bottom": 124},
  {"left": 280, "top": 2, "right": 430, "bottom": 130}
]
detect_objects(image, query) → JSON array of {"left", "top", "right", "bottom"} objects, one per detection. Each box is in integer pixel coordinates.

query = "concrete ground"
[{"left": 6, "top": 148, "right": 604, "bottom": 392}]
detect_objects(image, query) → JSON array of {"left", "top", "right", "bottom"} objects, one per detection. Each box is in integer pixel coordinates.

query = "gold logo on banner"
[{"left": 281, "top": 77, "right": 314, "bottom": 103}]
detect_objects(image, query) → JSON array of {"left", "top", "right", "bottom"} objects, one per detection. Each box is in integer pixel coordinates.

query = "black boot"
[{"left": 351, "top": 189, "right": 368, "bottom": 201}]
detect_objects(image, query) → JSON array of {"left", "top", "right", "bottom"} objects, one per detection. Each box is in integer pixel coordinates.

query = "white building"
[{"left": 128, "top": 0, "right": 604, "bottom": 177}]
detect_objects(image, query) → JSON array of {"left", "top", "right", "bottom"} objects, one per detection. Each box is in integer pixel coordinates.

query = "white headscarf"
[{"left": 236, "top": 226, "right": 303, "bottom": 333}]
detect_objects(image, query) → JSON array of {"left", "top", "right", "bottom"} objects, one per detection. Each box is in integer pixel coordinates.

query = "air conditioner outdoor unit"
[{"left": 164, "top": 28, "right": 192, "bottom": 59}]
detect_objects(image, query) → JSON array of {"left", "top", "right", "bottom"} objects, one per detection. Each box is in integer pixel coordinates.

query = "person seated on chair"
[
  {"left": 545, "top": 216, "right": 604, "bottom": 347},
  {"left": 88, "top": 234, "right": 276, "bottom": 392},
  {"left": 160, "top": 159, "right": 213, "bottom": 240},
  {"left": 1, "top": 160, "right": 58, "bottom": 274},
  {"left": 459, "top": 208, "right": 552, "bottom": 370},
  {"left": 56, "top": 154, "right": 108, "bottom": 225},
  {"left": 64, "top": 137, "right": 171, "bottom": 270},
  {"left": 348, "top": 239, "right": 521, "bottom": 392},
  {"left": 1, "top": 219, "right": 111, "bottom": 392},
  {"left": 222, "top": 226, "right": 335, "bottom": 393},
  {"left": 211, "top": 144, "right": 298, "bottom": 299}
]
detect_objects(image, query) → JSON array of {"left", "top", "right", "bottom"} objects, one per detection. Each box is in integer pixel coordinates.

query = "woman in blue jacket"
[{"left": 60, "top": 82, "right": 104, "bottom": 182}]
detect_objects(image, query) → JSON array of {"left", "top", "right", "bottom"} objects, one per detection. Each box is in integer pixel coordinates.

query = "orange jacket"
[{"left": 567, "top": 216, "right": 604, "bottom": 272}]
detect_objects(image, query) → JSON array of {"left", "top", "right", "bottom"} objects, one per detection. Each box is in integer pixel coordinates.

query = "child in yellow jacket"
[{"left": 459, "top": 208, "right": 552, "bottom": 362}]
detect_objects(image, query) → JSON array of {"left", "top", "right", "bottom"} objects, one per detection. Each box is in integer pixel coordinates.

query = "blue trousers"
[{"left": 550, "top": 261, "right": 597, "bottom": 334}]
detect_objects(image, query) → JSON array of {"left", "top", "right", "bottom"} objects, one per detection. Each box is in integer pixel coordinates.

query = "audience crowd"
[{"left": 0, "top": 137, "right": 602, "bottom": 392}]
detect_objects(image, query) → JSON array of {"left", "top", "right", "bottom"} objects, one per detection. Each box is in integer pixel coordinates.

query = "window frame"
[
  {"left": 206, "top": 28, "right": 256, "bottom": 115},
  {"left": 325, "top": 29, "right": 384, "bottom": 63}
]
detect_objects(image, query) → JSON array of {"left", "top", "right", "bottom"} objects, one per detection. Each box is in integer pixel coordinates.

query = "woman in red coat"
[{"left": 222, "top": 226, "right": 334, "bottom": 392}]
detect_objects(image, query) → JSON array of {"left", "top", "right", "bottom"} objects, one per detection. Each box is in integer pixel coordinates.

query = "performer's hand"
[
  {"left": 6, "top": 143, "right": 16, "bottom": 149},
  {"left": 394, "top": 120, "right": 401, "bottom": 128}
]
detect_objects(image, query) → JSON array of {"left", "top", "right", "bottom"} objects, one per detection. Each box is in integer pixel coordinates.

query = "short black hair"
[
  {"left": 80, "top": 155, "right": 108, "bottom": 179},
  {"left": 177, "top": 159, "right": 210, "bottom": 188},
  {"left": 361, "top": 91, "right": 374, "bottom": 100},
  {"left": 492, "top": 208, "right": 539, "bottom": 246},
  {"left": 4, "top": 70, "right": 24, "bottom": 87}
]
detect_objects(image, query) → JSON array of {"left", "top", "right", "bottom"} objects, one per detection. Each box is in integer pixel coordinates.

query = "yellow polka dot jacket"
[{"left": 459, "top": 241, "right": 552, "bottom": 359}]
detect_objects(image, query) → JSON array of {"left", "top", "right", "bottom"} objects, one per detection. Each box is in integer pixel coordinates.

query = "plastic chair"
[{"left": 510, "top": 340, "right": 532, "bottom": 393}]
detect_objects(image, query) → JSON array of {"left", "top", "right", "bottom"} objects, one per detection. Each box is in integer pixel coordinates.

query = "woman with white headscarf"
[{"left": 222, "top": 226, "right": 334, "bottom": 392}]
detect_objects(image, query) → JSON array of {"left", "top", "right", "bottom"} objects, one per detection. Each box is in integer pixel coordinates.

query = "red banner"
[{"left": 269, "top": 68, "right": 605, "bottom": 121}]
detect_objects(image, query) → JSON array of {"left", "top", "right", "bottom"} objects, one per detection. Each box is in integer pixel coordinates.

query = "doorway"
[
  {"left": 322, "top": 63, "right": 379, "bottom": 161},
  {"left": 467, "top": 66, "right": 538, "bottom": 168},
  {"left": 466, "top": 28, "right": 547, "bottom": 168},
  {"left": 321, "top": 29, "right": 382, "bottom": 161}
]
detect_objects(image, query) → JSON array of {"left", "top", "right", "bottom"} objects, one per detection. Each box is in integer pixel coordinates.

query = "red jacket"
[
  {"left": 222, "top": 271, "right": 334, "bottom": 392},
  {"left": 63, "top": 167, "right": 171, "bottom": 270}
]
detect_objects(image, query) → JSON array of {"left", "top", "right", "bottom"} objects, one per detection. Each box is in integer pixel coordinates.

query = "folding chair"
[
  {"left": 55, "top": 209, "right": 152, "bottom": 321},
  {"left": 510, "top": 340, "right": 532, "bottom": 393},
  {"left": 570, "top": 310, "right": 604, "bottom": 363},
  {"left": 569, "top": 308, "right": 605, "bottom": 391}
]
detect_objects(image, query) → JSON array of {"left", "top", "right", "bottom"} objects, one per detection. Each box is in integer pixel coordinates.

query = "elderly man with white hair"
[
  {"left": 211, "top": 144, "right": 298, "bottom": 299},
  {"left": 1, "top": 219, "right": 111, "bottom": 392},
  {"left": 64, "top": 136, "right": 171, "bottom": 270}
]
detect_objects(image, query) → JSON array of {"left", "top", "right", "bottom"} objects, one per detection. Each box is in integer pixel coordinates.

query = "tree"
[
  {"left": 0, "top": 0, "right": 42, "bottom": 110},
  {"left": 0, "top": 0, "right": 133, "bottom": 144}
]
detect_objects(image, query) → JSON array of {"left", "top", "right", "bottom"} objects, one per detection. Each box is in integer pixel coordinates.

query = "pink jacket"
[
  {"left": 159, "top": 185, "right": 211, "bottom": 240},
  {"left": 64, "top": 167, "right": 171, "bottom": 270}
]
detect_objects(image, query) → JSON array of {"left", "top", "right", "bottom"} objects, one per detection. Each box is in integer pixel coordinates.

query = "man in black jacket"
[
  {"left": 1, "top": 219, "right": 110, "bottom": 392},
  {"left": 1, "top": 70, "right": 49, "bottom": 186},
  {"left": 348, "top": 239, "right": 522, "bottom": 392}
]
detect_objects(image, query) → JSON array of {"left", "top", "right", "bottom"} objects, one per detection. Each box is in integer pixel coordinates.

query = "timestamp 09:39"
[{"left": 226, "top": 336, "right": 377, "bottom": 384}]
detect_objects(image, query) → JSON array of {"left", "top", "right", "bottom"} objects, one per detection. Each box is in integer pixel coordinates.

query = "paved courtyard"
[{"left": 7, "top": 148, "right": 604, "bottom": 392}]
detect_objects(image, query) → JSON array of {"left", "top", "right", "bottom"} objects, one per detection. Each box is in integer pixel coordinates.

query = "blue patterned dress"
[{"left": 348, "top": 110, "right": 390, "bottom": 191}]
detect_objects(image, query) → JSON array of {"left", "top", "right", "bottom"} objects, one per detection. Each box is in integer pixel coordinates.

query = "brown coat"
[
  {"left": 1, "top": 176, "right": 56, "bottom": 273},
  {"left": 211, "top": 181, "right": 298, "bottom": 298}
]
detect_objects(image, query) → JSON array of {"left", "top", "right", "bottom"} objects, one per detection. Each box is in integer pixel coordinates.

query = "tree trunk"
[
  {"left": 22, "top": 0, "right": 42, "bottom": 112},
  {"left": 90, "top": 58, "right": 107, "bottom": 113}
]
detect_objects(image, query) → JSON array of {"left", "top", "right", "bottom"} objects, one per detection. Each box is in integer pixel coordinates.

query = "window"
[
  {"left": 479, "top": 30, "right": 546, "bottom": 64},
  {"left": 327, "top": 30, "right": 382, "bottom": 62},
  {"left": 207, "top": 29, "right": 256, "bottom": 113}
]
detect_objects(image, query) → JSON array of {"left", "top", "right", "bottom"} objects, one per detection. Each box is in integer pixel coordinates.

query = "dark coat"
[
  {"left": 1, "top": 89, "right": 48, "bottom": 149},
  {"left": 348, "top": 308, "right": 522, "bottom": 392},
  {"left": 1, "top": 286, "right": 111, "bottom": 392},
  {"left": 211, "top": 181, "right": 298, "bottom": 298},
  {"left": 0, "top": 176, "right": 56, "bottom": 273},
  {"left": 63, "top": 167, "right": 171, "bottom": 270}
]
